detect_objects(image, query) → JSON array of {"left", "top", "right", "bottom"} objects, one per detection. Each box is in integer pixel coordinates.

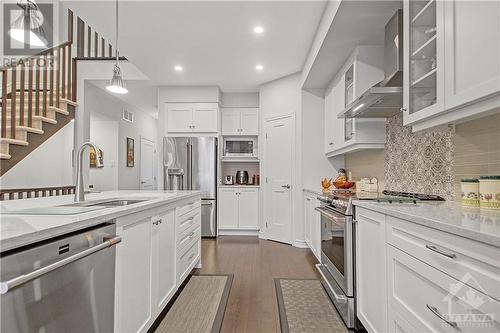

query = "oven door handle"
[
  {"left": 315, "top": 207, "right": 346, "bottom": 226},
  {"left": 316, "top": 264, "right": 347, "bottom": 303},
  {"left": 0, "top": 235, "right": 122, "bottom": 295}
]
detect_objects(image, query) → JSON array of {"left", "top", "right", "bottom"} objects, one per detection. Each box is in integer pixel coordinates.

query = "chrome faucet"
[{"left": 75, "top": 142, "right": 103, "bottom": 202}]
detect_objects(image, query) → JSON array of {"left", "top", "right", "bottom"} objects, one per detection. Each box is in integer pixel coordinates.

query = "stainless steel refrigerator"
[{"left": 163, "top": 137, "right": 217, "bottom": 237}]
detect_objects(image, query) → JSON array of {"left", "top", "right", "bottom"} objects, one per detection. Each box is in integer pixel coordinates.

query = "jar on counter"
[
  {"left": 461, "top": 179, "right": 480, "bottom": 207},
  {"left": 479, "top": 176, "right": 500, "bottom": 210}
]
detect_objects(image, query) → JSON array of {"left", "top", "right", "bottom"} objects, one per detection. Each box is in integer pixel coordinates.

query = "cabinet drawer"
[
  {"left": 387, "top": 245, "right": 500, "bottom": 332},
  {"left": 176, "top": 200, "right": 201, "bottom": 218},
  {"left": 386, "top": 216, "right": 500, "bottom": 301},
  {"left": 177, "top": 225, "right": 200, "bottom": 254},
  {"left": 176, "top": 208, "right": 201, "bottom": 235},
  {"left": 177, "top": 240, "right": 200, "bottom": 282}
]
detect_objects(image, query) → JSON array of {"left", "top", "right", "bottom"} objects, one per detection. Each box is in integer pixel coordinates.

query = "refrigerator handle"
[{"left": 187, "top": 139, "right": 192, "bottom": 190}]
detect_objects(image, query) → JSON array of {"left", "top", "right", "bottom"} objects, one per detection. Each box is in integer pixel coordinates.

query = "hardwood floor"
[{"left": 194, "top": 236, "right": 320, "bottom": 333}]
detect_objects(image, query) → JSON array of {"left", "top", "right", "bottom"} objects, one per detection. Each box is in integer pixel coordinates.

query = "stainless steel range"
[{"left": 315, "top": 190, "right": 444, "bottom": 330}]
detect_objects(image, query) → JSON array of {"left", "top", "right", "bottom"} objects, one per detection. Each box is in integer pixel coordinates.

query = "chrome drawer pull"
[
  {"left": 426, "top": 304, "right": 458, "bottom": 328},
  {"left": 425, "top": 245, "right": 456, "bottom": 259},
  {"left": 189, "top": 232, "right": 195, "bottom": 237},
  {"left": 0, "top": 235, "right": 121, "bottom": 295}
]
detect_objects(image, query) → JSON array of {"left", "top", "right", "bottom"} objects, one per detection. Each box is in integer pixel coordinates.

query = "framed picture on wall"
[
  {"left": 89, "top": 147, "right": 104, "bottom": 168},
  {"left": 126, "top": 137, "right": 134, "bottom": 167}
]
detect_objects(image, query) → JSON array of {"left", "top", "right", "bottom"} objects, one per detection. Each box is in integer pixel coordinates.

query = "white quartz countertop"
[
  {"left": 353, "top": 200, "right": 500, "bottom": 247},
  {"left": 303, "top": 188, "right": 323, "bottom": 196},
  {"left": 0, "top": 190, "right": 201, "bottom": 252}
]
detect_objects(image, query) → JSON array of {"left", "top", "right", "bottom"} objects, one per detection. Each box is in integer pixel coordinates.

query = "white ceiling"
[
  {"left": 62, "top": 1, "right": 327, "bottom": 92},
  {"left": 88, "top": 80, "right": 159, "bottom": 118}
]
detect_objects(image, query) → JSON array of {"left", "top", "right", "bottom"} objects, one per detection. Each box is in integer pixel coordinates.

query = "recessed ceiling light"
[
  {"left": 174, "top": 65, "right": 183, "bottom": 72},
  {"left": 255, "top": 64, "right": 264, "bottom": 71},
  {"left": 253, "top": 26, "right": 264, "bottom": 34}
]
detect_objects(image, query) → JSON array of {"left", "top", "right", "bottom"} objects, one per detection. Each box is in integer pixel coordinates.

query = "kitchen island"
[{"left": 0, "top": 190, "right": 202, "bottom": 333}]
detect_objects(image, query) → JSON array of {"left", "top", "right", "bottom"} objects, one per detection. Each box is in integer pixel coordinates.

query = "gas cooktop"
[{"left": 317, "top": 190, "right": 446, "bottom": 216}]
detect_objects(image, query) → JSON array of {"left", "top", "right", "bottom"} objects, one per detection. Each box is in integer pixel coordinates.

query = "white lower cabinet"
[
  {"left": 303, "top": 192, "right": 321, "bottom": 261},
  {"left": 114, "top": 198, "right": 201, "bottom": 333},
  {"left": 355, "top": 207, "right": 387, "bottom": 333},
  {"left": 218, "top": 187, "right": 259, "bottom": 231},
  {"left": 115, "top": 217, "right": 153, "bottom": 333},
  {"left": 355, "top": 205, "right": 500, "bottom": 333},
  {"left": 152, "top": 210, "right": 176, "bottom": 312}
]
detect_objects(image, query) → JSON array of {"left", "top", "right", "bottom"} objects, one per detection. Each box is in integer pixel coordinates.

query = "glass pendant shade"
[
  {"left": 8, "top": 4, "right": 48, "bottom": 47},
  {"left": 106, "top": 65, "right": 128, "bottom": 94}
]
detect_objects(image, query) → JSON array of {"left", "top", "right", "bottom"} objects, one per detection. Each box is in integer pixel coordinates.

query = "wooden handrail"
[{"left": 0, "top": 186, "right": 76, "bottom": 200}]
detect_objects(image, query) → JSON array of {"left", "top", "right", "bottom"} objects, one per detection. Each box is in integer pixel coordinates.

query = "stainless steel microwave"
[{"left": 223, "top": 137, "right": 257, "bottom": 157}]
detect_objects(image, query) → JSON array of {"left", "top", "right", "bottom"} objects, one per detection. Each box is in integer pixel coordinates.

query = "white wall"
[
  {"left": 89, "top": 119, "right": 119, "bottom": 191},
  {"left": 259, "top": 73, "right": 305, "bottom": 247},
  {"left": 301, "top": 90, "right": 342, "bottom": 190},
  {"left": 221, "top": 92, "right": 259, "bottom": 108},
  {"left": 85, "top": 82, "right": 158, "bottom": 190},
  {"left": 0, "top": 122, "right": 74, "bottom": 189}
]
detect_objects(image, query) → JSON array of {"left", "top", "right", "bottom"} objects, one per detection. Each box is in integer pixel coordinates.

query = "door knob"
[
  {"left": 141, "top": 180, "right": 146, "bottom": 184},
  {"left": 281, "top": 184, "right": 291, "bottom": 189}
]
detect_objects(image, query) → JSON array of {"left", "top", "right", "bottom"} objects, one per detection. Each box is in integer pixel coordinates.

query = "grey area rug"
[
  {"left": 155, "top": 274, "right": 233, "bottom": 333},
  {"left": 275, "top": 279, "right": 349, "bottom": 333}
]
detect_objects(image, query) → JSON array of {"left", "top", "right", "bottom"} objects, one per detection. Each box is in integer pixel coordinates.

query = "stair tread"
[
  {"left": 0, "top": 153, "right": 11, "bottom": 160},
  {"left": 50, "top": 106, "right": 70, "bottom": 115},
  {"left": 0, "top": 138, "right": 29, "bottom": 146},
  {"left": 2, "top": 125, "right": 44, "bottom": 134}
]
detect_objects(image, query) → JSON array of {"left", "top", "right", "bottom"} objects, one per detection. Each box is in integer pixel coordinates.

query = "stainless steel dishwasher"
[{"left": 0, "top": 223, "right": 121, "bottom": 333}]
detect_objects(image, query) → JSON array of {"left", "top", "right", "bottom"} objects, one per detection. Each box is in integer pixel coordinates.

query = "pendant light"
[
  {"left": 8, "top": 0, "right": 48, "bottom": 48},
  {"left": 106, "top": 0, "right": 128, "bottom": 94}
]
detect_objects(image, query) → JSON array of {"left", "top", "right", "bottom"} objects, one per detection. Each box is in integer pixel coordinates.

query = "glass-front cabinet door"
[
  {"left": 403, "top": 0, "right": 445, "bottom": 125},
  {"left": 344, "top": 64, "right": 355, "bottom": 142}
]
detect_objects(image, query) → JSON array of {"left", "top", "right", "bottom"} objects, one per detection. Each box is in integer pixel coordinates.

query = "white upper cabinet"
[
  {"left": 166, "top": 103, "right": 219, "bottom": 134},
  {"left": 192, "top": 103, "right": 219, "bottom": 132},
  {"left": 167, "top": 104, "right": 193, "bottom": 133},
  {"left": 443, "top": 1, "right": 500, "bottom": 109},
  {"left": 404, "top": 0, "right": 500, "bottom": 131},
  {"left": 324, "top": 46, "right": 387, "bottom": 157},
  {"left": 221, "top": 108, "right": 259, "bottom": 136}
]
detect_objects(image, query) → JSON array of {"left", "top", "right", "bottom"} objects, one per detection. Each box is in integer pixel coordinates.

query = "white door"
[
  {"left": 218, "top": 188, "right": 239, "bottom": 229},
  {"left": 166, "top": 103, "right": 193, "bottom": 133},
  {"left": 265, "top": 116, "right": 293, "bottom": 244},
  {"left": 443, "top": 0, "right": 500, "bottom": 110},
  {"left": 152, "top": 210, "right": 176, "bottom": 312},
  {"left": 221, "top": 108, "right": 241, "bottom": 135},
  {"left": 238, "top": 188, "right": 259, "bottom": 229},
  {"left": 240, "top": 108, "right": 259, "bottom": 135},
  {"left": 192, "top": 103, "right": 218, "bottom": 132},
  {"left": 114, "top": 218, "right": 152, "bottom": 333},
  {"left": 140, "top": 137, "right": 155, "bottom": 190}
]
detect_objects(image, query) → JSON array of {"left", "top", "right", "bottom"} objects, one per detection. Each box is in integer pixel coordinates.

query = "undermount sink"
[{"left": 61, "top": 198, "right": 150, "bottom": 208}]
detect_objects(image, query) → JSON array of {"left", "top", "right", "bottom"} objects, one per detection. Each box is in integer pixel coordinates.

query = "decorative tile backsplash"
[{"left": 384, "top": 113, "right": 455, "bottom": 200}]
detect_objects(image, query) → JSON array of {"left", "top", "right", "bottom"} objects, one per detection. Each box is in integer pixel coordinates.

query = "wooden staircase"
[{"left": 0, "top": 9, "right": 118, "bottom": 177}]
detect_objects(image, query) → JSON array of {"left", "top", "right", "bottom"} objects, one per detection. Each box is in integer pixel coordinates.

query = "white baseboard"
[
  {"left": 293, "top": 239, "right": 309, "bottom": 248},
  {"left": 218, "top": 229, "right": 259, "bottom": 236}
]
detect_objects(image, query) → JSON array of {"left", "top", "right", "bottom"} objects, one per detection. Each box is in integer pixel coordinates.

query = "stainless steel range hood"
[{"left": 338, "top": 10, "right": 403, "bottom": 119}]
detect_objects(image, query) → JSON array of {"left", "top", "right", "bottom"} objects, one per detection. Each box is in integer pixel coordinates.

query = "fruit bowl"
[{"left": 333, "top": 181, "right": 355, "bottom": 189}]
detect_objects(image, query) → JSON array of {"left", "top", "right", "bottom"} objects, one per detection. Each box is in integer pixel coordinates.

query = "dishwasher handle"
[{"left": 0, "top": 235, "right": 121, "bottom": 295}]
